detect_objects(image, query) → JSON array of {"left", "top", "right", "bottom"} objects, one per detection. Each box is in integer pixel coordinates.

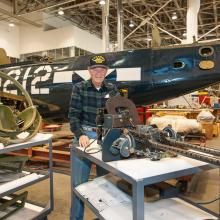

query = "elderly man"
[{"left": 69, "top": 55, "right": 119, "bottom": 220}]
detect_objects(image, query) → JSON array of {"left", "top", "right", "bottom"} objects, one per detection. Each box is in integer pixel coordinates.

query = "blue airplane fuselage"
[{"left": 0, "top": 43, "right": 220, "bottom": 120}]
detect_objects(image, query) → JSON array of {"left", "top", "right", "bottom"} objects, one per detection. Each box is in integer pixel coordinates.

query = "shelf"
[
  {"left": 75, "top": 175, "right": 218, "bottom": 220},
  {"left": 0, "top": 133, "right": 53, "bottom": 219},
  {"left": 0, "top": 171, "right": 49, "bottom": 197},
  {"left": 0, "top": 199, "right": 45, "bottom": 220},
  {"left": 0, "top": 133, "right": 53, "bottom": 154}
]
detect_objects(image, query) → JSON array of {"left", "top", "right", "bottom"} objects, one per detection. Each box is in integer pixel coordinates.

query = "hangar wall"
[
  {"left": 0, "top": 1, "right": 20, "bottom": 58},
  {"left": 19, "top": 25, "right": 103, "bottom": 55},
  {"left": 0, "top": 22, "right": 20, "bottom": 58},
  {"left": 0, "top": 0, "right": 103, "bottom": 59}
]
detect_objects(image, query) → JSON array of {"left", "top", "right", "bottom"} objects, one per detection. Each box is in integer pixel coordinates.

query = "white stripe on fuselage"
[
  {"left": 53, "top": 67, "right": 141, "bottom": 83},
  {"left": 53, "top": 71, "right": 73, "bottom": 83},
  {"left": 116, "top": 67, "right": 141, "bottom": 81}
]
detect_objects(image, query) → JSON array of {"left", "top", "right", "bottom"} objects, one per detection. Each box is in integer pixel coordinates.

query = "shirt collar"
[{"left": 87, "top": 79, "right": 107, "bottom": 89}]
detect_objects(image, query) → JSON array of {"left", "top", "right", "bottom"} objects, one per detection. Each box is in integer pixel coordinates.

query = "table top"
[{"left": 74, "top": 140, "right": 213, "bottom": 183}]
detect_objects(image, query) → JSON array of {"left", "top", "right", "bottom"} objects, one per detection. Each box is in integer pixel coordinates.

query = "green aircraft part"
[{"left": 0, "top": 71, "right": 42, "bottom": 146}]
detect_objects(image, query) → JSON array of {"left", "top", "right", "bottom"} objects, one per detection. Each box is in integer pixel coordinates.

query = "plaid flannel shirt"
[{"left": 68, "top": 79, "right": 119, "bottom": 138}]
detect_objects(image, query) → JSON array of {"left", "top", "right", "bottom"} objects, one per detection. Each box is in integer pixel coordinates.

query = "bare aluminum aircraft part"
[{"left": 0, "top": 71, "right": 42, "bottom": 146}]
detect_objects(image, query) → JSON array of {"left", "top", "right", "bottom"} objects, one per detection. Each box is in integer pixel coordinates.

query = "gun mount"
[{"left": 99, "top": 97, "right": 220, "bottom": 166}]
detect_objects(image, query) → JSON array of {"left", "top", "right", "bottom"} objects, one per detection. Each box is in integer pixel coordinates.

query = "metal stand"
[
  {"left": 70, "top": 143, "right": 219, "bottom": 220},
  {"left": 0, "top": 133, "right": 53, "bottom": 220}
]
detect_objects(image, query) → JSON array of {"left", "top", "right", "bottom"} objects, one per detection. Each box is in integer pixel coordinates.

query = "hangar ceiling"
[{"left": 1, "top": 0, "right": 220, "bottom": 49}]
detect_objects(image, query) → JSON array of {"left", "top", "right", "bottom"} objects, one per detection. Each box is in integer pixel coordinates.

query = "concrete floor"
[{"left": 21, "top": 136, "right": 220, "bottom": 220}]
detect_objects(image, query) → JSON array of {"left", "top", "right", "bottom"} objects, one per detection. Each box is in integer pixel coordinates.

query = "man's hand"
[{"left": 79, "top": 135, "right": 90, "bottom": 148}]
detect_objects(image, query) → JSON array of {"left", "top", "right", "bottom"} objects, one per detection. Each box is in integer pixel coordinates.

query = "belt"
[{"left": 82, "top": 126, "right": 97, "bottom": 132}]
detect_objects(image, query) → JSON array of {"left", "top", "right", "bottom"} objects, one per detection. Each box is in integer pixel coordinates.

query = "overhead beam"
[
  {"left": 124, "top": 0, "right": 174, "bottom": 40},
  {"left": 198, "top": 24, "right": 220, "bottom": 40},
  {"left": 48, "top": 0, "right": 100, "bottom": 15},
  {"left": 198, "top": 15, "right": 206, "bottom": 38},
  {"left": 127, "top": 1, "right": 146, "bottom": 33},
  {"left": 0, "top": 8, "right": 41, "bottom": 27},
  {"left": 124, "top": 8, "right": 182, "bottom": 42},
  {"left": 14, "top": 0, "right": 77, "bottom": 15},
  {"left": 155, "top": 0, "right": 182, "bottom": 37}
]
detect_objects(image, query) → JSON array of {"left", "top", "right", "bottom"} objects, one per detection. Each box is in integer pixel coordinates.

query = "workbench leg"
[
  {"left": 49, "top": 139, "right": 54, "bottom": 210},
  {"left": 132, "top": 181, "right": 144, "bottom": 220},
  {"left": 70, "top": 147, "right": 74, "bottom": 220}
]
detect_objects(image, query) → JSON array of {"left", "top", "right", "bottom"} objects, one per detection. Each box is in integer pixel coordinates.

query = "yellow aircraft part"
[
  {"left": 199, "top": 60, "right": 215, "bottom": 70},
  {"left": 0, "top": 48, "right": 10, "bottom": 65}
]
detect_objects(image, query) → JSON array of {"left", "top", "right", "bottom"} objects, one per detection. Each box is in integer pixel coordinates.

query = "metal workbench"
[
  {"left": 0, "top": 133, "right": 53, "bottom": 220},
  {"left": 70, "top": 141, "right": 219, "bottom": 220}
]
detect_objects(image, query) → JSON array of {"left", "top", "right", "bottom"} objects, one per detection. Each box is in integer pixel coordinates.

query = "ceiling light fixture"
[
  {"left": 99, "top": 0, "right": 105, "bottom": 5},
  {"left": 129, "top": 21, "right": 135, "bottom": 28},
  {"left": 9, "top": 23, "right": 15, "bottom": 27},
  {"left": 146, "top": 36, "right": 152, "bottom": 41},
  {"left": 171, "top": 12, "right": 177, "bottom": 20},
  {"left": 58, "top": 8, "right": 64, "bottom": 15}
]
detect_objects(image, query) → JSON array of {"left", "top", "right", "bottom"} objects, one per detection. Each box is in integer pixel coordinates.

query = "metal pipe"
[
  {"left": 117, "top": 0, "right": 124, "bottom": 51},
  {"left": 102, "top": 0, "right": 110, "bottom": 52}
]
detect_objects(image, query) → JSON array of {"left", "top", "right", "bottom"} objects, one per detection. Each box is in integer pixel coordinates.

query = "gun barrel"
[{"left": 130, "top": 130, "right": 220, "bottom": 166}]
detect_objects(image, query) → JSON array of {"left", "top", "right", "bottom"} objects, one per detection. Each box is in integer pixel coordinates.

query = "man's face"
[{"left": 88, "top": 67, "right": 108, "bottom": 87}]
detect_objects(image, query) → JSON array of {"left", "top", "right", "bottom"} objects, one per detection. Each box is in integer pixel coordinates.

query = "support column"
[
  {"left": 186, "top": 0, "right": 200, "bottom": 43},
  {"left": 102, "top": 0, "right": 110, "bottom": 52},
  {"left": 70, "top": 46, "right": 75, "bottom": 57},
  {"left": 117, "top": 0, "right": 124, "bottom": 51}
]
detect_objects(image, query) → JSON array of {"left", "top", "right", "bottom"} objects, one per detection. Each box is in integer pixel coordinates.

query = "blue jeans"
[{"left": 71, "top": 131, "right": 107, "bottom": 220}]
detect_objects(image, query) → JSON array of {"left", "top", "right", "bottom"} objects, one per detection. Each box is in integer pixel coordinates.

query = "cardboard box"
[
  {"left": 201, "top": 122, "right": 213, "bottom": 139},
  {"left": 213, "top": 123, "right": 219, "bottom": 137}
]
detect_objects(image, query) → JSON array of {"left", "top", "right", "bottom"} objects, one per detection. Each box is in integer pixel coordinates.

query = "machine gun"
[{"left": 98, "top": 96, "right": 220, "bottom": 166}]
